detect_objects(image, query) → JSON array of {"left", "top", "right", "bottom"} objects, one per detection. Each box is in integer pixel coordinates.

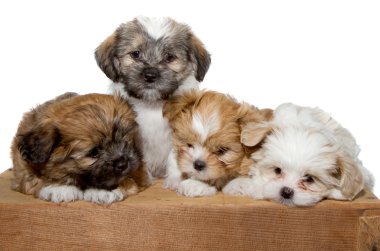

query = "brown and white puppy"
[
  {"left": 95, "top": 16, "right": 211, "bottom": 178},
  {"left": 11, "top": 93, "right": 150, "bottom": 204},
  {"left": 163, "top": 90, "right": 270, "bottom": 197},
  {"left": 224, "top": 103, "right": 374, "bottom": 206}
]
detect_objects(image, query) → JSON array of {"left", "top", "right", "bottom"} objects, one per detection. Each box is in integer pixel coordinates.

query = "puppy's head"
[
  {"left": 17, "top": 94, "right": 143, "bottom": 190},
  {"left": 164, "top": 90, "right": 267, "bottom": 187},
  {"left": 95, "top": 16, "right": 211, "bottom": 101},
  {"left": 242, "top": 104, "right": 365, "bottom": 207}
]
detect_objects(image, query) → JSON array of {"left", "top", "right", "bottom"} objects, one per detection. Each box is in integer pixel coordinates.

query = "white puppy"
[{"left": 224, "top": 103, "right": 374, "bottom": 206}]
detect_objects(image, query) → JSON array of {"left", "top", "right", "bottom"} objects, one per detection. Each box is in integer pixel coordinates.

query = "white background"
[{"left": 0, "top": 0, "right": 379, "bottom": 195}]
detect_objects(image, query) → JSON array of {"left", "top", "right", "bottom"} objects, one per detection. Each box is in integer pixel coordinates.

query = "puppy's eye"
[
  {"left": 165, "top": 53, "right": 176, "bottom": 63},
  {"left": 187, "top": 143, "right": 194, "bottom": 148},
  {"left": 130, "top": 50, "right": 141, "bottom": 59},
  {"left": 274, "top": 167, "right": 282, "bottom": 175},
  {"left": 215, "top": 147, "right": 229, "bottom": 156},
  {"left": 304, "top": 175, "right": 314, "bottom": 183},
  {"left": 88, "top": 147, "right": 100, "bottom": 158}
]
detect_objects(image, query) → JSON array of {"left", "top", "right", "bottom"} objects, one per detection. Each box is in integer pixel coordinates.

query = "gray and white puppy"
[{"left": 95, "top": 16, "right": 211, "bottom": 178}]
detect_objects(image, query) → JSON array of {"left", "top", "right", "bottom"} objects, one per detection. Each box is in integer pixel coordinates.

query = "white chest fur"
[
  {"left": 110, "top": 76, "right": 199, "bottom": 178},
  {"left": 132, "top": 101, "right": 172, "bottom": 178}
]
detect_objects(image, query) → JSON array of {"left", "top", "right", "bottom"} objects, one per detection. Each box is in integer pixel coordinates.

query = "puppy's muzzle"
[
  {"left": 142, "top": 67, "right": 160, "bottom": 83},
  {"left": 193, "top": 159, "right": 206, "bottom": 171},
  {"left": 113, "top": 158, "right": 129, "bottom": 173},
  {"left": 280, "top": 187, "right": 294, "bottom": 199}
]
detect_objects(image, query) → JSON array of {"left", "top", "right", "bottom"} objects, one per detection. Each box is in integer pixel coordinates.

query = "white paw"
[
  {"left": 163, "top": 177, "right": 181, "bottom": 191},
  {"left": 39, "top": 185, "right": 83, "bottom": 203},
  {"left": 177, "top": 179, "right": 217, "bottom": 197},
  {"left": 83, "top": 188, "right": 124, "bottom": 204},
  {"left": 223, "top": 177, "right": 254, "bottom": 196}
]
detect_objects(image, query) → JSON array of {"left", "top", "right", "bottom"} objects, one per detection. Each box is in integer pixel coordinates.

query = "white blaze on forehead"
[
  {"left": 190, "top": 145, "right": 205, "bottom": 160},
  {"left": 192, "top": 112, "right": 220, "bottom": 143},
  {"left": 137, "top": 16, "right": 173, "bottom": 40}
]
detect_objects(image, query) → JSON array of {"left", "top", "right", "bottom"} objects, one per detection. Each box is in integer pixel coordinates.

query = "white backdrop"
[{"left": 0, "top": 0, "right": 379, "bottom": 196}]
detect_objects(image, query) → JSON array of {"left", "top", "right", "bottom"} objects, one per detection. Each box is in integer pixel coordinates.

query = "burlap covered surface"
[{"left": 1, "top": 170, "right": 380, "bottom": 251}]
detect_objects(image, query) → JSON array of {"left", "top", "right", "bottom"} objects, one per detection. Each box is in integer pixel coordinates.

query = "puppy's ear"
[
  {"left": 333, "top": 155, "right": 364, "bottom": 200},
  {"left": 163, "top": 91, "right": 199, "bottom": 122},
  {"left": 259, "top": 108, "right": 274, "bottom": 121},
  {"left": 234, "top": 104, "right": 273, "bottom": 147},
  {"left": 241, "top": 123, "right": 272, "bottom": 147},
  {"left": 235, "top": 103, "right": 273, "bottom": 125},
  {"left": 53, "top": 92, "right": 78, "bottom": 102},
  {"left": 17, "top": 125, "right": 61, "bottom": 166},
  {"left": 189, "top": 35, "right": 211, "bottom": 82},
  {"left": 95, "top": 32, "right": 121, "bottom": 82}
]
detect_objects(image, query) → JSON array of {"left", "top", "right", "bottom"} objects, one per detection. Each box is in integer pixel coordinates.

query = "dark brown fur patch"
[
  {"left": 94, "top": 32, "right": 120, "bottom": 82},
  {"left": 190, "top": 35, "right": 211, "bottom": 81}
]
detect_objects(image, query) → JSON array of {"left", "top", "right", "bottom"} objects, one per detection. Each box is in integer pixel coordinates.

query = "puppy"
[
  {"left": 163, "top": 90, "right": 270, "bottom": 197},
  {"left": 95, "top": 16, "right": 211, "bottom": 178},
  {"left": 224, "top": 103, "right": 374, "bottom": 206},
  {"left": 11, "top": 93, "right": 150, "bottom": 204}
]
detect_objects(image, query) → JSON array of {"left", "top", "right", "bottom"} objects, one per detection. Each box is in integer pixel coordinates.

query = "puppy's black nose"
[
  {"left": 142, "top": 67, "right": 160, "bottom": 83},
  {"left": 113, "top": 159, "right": 127, "bottom": 173},
  {"left": 280, "top": 187, "right": 294, "bottom": 199},
  {"left": 193, "top": 160, "right": 206, "bottom": 171}
]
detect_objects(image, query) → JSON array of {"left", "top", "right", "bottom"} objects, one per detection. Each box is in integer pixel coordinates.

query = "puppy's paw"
[
  {"left": 223, "top": 177, "right": 254, "bottom": 196},
  {"left": 39, "top": 185, "right": 83, "bottom": 203},
  {"left": 163, "top": 177, "right": 181, "bottom": 191},
  {"left": 83, "top": 188, "right": 124, "bottom": 204},
  {"left": 177, "top": 179, "right": 217, "bottom": 197}
]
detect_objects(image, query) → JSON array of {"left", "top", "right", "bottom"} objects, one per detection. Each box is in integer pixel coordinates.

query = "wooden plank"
[{"left": 1, "top": 170, "right": 379, "bottom": 250}]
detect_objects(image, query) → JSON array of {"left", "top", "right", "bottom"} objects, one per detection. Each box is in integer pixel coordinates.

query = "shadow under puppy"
[
  {"left": 95, "top": 16, "right": 211, "bottom": 179},
  {"left": 224, "top": 103, "right": 374, "bottom": 206},
  {"left": 11, "top": 93, "right": 150, "bottom": 204},
  {"left": 164, "top": 90, "right": 271, "bottom": 197}
]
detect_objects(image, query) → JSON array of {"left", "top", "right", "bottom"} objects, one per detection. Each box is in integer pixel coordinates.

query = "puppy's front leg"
[
  {"left": 83, "top": 188, "right": 124, "bottom": 204},
  {"left": 223, "top": 177, "right": 264, "bottom": 199},
  {"left": 163, "top": 149, "right": 182, "bottom": 190},
  {"left": 83, "top": 177, "right": 146, "bottom": 205},
  {"left": 117, "top": 178, "right": 140, "bottom": 197},
  {"left": 177, "top": 179, "right": 217, "bottom": 197},
  {"left": 39, "top": 184, "right": 84, "bottom": 203},
  {"left": 223, "top": 177, "right": 255, "bottom": 196}
]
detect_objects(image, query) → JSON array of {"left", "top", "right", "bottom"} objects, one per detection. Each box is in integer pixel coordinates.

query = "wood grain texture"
[{"left": 1, "top": 170, "right": 379, "bottom": 251}]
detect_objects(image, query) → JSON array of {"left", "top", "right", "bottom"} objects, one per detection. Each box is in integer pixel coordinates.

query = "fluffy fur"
[
  {"left": 164, "top": 90, "right": 271, "bottom": 197},
  {"left": 223, "top": 103, "right": 374, "bottom": 206},
  {"left": 95, "top": 16, "right": 211, "bottom": 178},
  {"left": 11, "top": 93, "right": 150, "bottom": 204}
]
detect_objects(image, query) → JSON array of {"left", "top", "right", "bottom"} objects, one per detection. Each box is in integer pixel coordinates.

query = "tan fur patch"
[{"left": 336, "top": 156, "right": 364, "bottom": 199}]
